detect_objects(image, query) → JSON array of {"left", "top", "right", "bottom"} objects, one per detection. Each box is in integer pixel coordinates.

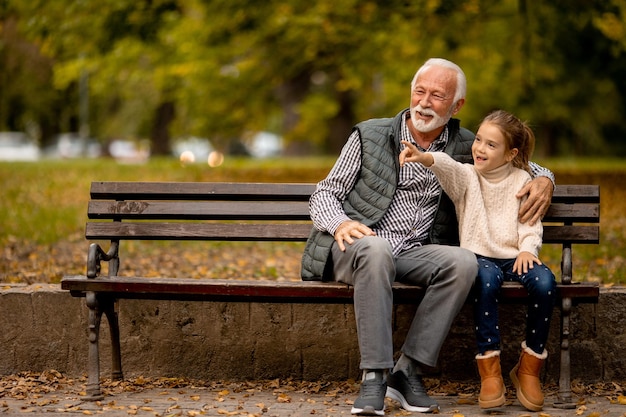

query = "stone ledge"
[{"left": 0, "top": 284, "right": 622, "bottom": 383}]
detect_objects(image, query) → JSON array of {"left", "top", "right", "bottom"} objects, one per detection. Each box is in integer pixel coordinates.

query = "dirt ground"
[{"left": 1, "top": 371, "right": 625, "bottom": 416}]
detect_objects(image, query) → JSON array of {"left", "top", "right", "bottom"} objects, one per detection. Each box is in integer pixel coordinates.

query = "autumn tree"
[{"left": 2, "top": 0, "right": 626, "bottom": 156}]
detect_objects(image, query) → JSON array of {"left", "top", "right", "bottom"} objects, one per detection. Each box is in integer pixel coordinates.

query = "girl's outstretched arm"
[{"left": 399, "top": 141, "right": 434, "bottom": 167}]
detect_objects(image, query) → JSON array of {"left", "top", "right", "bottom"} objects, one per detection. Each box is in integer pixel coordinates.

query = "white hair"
[{"left": 411, "top": 58, "right": 467, "bottom": 103}]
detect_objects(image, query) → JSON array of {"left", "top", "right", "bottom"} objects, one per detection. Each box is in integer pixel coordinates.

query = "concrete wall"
[{"left": 1, "top": 284, "right": 624, "bottom": 384}]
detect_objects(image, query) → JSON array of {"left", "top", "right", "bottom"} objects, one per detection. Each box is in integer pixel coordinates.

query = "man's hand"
[
  {"left": 517, "top": 176, "right": 554, "bottom": 225},
  {"left": 513, "top": 251, "right": 541, "bottom": 275},
  {"left": 334, "top": 220, "right": 376, "bottom": 251}
]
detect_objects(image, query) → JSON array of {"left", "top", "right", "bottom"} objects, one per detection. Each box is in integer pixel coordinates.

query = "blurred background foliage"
[{"left": 1, "top": 0, "right": 626, "bottom": 157}]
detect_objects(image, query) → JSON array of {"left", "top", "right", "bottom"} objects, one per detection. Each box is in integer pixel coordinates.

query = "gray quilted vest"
[{"left": 301, "top": 109, "right": 474, "bottom": 280}]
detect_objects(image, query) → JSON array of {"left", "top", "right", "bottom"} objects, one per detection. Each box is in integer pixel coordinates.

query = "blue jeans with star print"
[{"left": 473, "top": 255, "right": 557, "bottom": 355}]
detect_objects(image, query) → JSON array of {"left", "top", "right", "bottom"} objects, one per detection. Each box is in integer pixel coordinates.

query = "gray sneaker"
[
  {"left": 351, "top": 371, "right": 386, "bottom": 416},
  {"left": 385, "top": 370, "right": 439, "bottom": 413}
]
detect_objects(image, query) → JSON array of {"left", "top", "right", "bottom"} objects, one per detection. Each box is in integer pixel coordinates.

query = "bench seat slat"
[
  {"left": 88, "top": 201, "right": 311, "bottom": 220},
  {"left": 86, "top": 222, "right": 313, "bottom": 241},
  {"left": 61, "top": 276, "right": 599, "bottom": 304}
]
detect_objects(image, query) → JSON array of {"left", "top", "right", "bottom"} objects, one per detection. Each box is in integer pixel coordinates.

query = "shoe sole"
[
  {"left": 479, "top": 395, "right": 506, "bottom": 409},
  {"left": 386, "top": 387, "right": 439, "bottom": 413},
  {"left": 478, "top": 384, "right": 506, "bottom": 409},
  {"left": 350, "top": 405, "right": 384, "bottom": 416},
  {"left": 509, "top": 368, "right": 543, "bottom": 411}
]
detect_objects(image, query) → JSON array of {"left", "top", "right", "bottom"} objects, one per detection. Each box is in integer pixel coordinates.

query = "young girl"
[{"left": 399, "top": 109, "right": 556, "bottom": 412}]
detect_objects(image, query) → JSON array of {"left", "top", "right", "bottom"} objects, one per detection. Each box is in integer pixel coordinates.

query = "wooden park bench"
[{"left": 61, "top": 181, "right": 600, "bottom": 407}]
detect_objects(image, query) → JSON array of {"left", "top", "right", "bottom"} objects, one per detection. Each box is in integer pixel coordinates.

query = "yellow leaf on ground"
[
  {"left": 457, "top": 398, "right": 476, "bottom": 405},
  {"left": 276, "top": 393, "right": 291, "bottom": 403}
]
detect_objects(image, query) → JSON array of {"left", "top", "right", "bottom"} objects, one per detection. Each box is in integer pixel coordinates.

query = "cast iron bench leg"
[
  {"left": 105, "top": 303, "right": 123, "bottom": 381},
  {"left": 554, "top": 296, "right": 575, "bottom": 409},
  {"left": 84, "top": 292, "right": 122, "bottom": 400},
  {"left": 85, "top": 292, "right": 104, "bottom": 401}
]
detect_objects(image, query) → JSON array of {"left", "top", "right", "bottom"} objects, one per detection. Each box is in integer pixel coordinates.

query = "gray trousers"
[{"left": 331, "top": 236, "right": 477, "bottom": 370}]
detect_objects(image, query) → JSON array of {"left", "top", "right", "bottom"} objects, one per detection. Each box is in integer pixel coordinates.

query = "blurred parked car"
[
  {"left": 247, "top": 131, "right": 283, "bottom": 158},
  {"left": 0, "top": 132, "right": 40, "bottom": 161},
  {"left": 108, "top": 139, "right": 150, "bottom": 164},
  {"left": 42, "top": 133, "right": 102, "bottom": 159},
  {"left": 172, "top": 137, "right": 214, "bottom": 163}
]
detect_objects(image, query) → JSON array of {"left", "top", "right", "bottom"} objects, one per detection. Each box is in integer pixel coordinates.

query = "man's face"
[{"left": 409, "top": 66, "right": 460, "bottom": 133}]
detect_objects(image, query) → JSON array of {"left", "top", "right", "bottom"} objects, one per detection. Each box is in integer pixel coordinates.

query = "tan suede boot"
[
  {"left": 476, "top": 351, "right": 506, "bottom": 409},
  {"left": 509, "top": 341, "right": 548, "bottom": 411}
]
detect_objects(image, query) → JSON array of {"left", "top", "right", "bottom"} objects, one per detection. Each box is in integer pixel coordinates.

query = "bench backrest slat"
[
  {"left": 90, "top": 182, "right": 599, "bottom": 202},
  {"left": 542, "top": 225, "right": 599, "bottom": 244},
  {"left": 550, "top": 184, "right": 600, "bottom": 202},
  {"left": 543, "top": 203, "right": 599, "bottom": 222},
  {"left": 88, "top": 200, "right": 598, "bottom": 223},
  {"left": 85, "top": 222, "right": 598, "bottom": 244},
  {"left": 85, "top": 182, "right": 599, "bottom": 246},
  {"left": 90, "top": 181, "right": 315, "bottom": 201},
  {"left": 86, "top": 222, "right": 313, "bottom": 241},
  {"left": 88, "top": 201, "right": 311, "bottom": 220}
]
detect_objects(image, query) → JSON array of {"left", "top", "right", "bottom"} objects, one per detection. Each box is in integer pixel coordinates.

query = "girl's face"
[{"left": 472, "top": 122, "right": 518, "bottom": 173}]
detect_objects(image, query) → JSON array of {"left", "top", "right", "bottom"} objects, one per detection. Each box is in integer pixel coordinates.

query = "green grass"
[
  {"left": 0, "top": 157, "right": 334, "bottom": 245},
  {"left": 1, "top": 156, "right": 625, "bottom": 284}
]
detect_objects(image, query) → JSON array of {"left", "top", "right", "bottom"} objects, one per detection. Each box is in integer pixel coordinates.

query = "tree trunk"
[
  {"left": 151, "top": 100, "right": 175, "bottom": 156},
  {"left": 325, "top": 90, "right": 354, "bottom": 155}
]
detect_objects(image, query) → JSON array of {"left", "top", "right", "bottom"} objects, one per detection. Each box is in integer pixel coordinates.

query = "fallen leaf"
[
  {"left": 276, "top": 393, "right": 291, "bottom": 403},
  {"left": 457, "top": 398, "right": 476, "bottom": 405}
]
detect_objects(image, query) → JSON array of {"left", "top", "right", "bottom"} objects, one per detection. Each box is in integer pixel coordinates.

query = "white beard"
[{"left": 410, "top": 105, "right": 452, "bottom": 133}]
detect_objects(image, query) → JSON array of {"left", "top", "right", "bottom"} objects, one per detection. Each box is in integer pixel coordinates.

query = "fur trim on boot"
[
  {"left": 510, "top": 341, "right": 547, "bottom": 411},
  {"left": 476, "top": 350, "right": 506, "bottom": 409}
]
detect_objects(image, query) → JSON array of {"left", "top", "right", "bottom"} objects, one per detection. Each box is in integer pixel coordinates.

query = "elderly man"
[{"left": 301, "top": 58, "right": 554, "bottom": 416}]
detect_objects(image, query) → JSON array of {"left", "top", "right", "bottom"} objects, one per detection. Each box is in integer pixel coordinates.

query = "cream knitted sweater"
[{"left": 429, "top": 152, "right": 543, "bottom": 259}]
